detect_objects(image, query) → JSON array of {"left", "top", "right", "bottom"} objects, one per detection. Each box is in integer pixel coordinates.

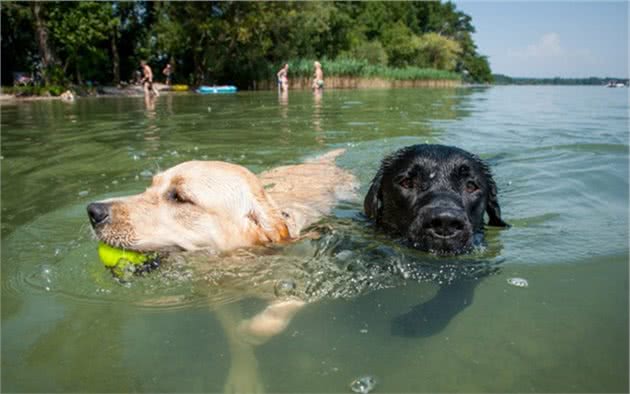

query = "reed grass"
[{"left": 271, "top": 58, "right": 460, "bottom": 81}]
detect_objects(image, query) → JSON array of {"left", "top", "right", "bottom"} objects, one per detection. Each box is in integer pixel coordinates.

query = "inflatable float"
[
  {"left": 170, "top": 84, "right": 189, "bottom": 91},
  {"left": 196, "top": 85, "right": 238, "bottom": 94}
]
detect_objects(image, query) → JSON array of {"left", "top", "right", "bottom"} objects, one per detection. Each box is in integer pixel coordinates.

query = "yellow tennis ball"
[{"left": 98, "top": 242, "right": 148, "bottom": 267}]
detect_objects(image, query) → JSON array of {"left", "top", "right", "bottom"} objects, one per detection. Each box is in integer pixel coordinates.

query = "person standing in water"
[
  {"left": 312, "top": 61, "right": 324, "bottom": 90},
  {"left": 140, "top": 60, "right": 159, "bottom": 97},
  {"left": 162, "top": 63, "right": 173, "bottom": 86},
  {"left": 277, "top": 63, "right": 289, "bottom": 91}
]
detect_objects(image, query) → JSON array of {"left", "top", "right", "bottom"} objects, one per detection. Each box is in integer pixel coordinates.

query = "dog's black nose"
[
  {"left": 426, "top": 209, "right": 465, "bottom": 238},
  {"left": 87, "top": 202, "right": 111, "bottom": 227}
]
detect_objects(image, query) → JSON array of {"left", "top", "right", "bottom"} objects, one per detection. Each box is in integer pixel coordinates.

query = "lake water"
[{"left": 1, "top": 86, "right": 628, "bottom": 392}]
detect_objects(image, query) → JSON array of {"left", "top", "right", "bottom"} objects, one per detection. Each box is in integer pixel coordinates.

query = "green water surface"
[{"left": 1, "top": 86, "right": 628, "bottom": 392}]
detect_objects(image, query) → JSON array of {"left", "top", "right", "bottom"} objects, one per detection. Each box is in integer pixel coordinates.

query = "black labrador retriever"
[
  {"left": 364, "top": 144, "right": 509, "bottom": 336},
  {"left": 365, "top": 144, "right": 508, "bottom": 253}
]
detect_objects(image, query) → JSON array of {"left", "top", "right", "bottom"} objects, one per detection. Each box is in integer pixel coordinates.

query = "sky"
[{"left": 454, "top": 1, "right": 629, "bottom": 78}]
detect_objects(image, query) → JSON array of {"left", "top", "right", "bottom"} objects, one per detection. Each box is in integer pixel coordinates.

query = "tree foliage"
[
  {"left": 415, "top": 33, "right": 461, "bottom": 71},
  {"left": 47, "top": 2, "right": 116, "bottom": 82},
  {"left": 1, "top": 1, "right": 493, "bottom": 86}
]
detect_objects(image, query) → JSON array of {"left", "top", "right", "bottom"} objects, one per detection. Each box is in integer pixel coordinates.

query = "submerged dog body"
[
  {"left": 364, "top": 144, "right": 508, "bottom": 254},
  {"left": 87, "top": 149, "right": 356, "bottom": 253}
]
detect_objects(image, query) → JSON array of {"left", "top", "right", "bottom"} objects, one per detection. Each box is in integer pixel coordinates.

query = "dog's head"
[
  {"left": 87, "top": 161, "right": 290, "bottom": 253},
  {"left": 364, "top": 144, "right": 508, "bottom": 255}
]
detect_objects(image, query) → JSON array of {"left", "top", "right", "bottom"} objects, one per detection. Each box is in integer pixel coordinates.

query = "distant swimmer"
[{"left": 162, "top": 63, "right": 173, "bottom": 86}]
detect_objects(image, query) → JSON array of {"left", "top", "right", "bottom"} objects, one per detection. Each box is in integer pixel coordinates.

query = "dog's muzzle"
[
  {"left": 408, "top": 197, "right": 473, "bottom": 254},
  {"left": 423, "top": 207, "right": 466, "bottom": 239}
]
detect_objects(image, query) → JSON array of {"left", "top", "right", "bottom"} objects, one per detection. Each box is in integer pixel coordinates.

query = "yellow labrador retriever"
[
  {"left": 87, "top": 149, "right": 356, "bottom": 393},
  {"left": 88, "top": 149, "right": 354, "bottom": 251}
]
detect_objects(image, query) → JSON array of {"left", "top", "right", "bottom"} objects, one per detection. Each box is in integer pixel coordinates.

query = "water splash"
[{"left": 350, "top": 375, "right": 377, "bottom": 394}]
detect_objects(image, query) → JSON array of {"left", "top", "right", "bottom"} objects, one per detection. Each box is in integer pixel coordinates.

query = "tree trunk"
[
  {"left": 111, "top": 32, "right": 120, "bottom": 85},
  {"left": 193, "top": 52, "right": 202, "bottom": 85},
  {"left": 31, "top": 1, "right": 55, "bottom": 84},
  {"left": 76, "top": 63, "right": 82, "bottom": 85}
]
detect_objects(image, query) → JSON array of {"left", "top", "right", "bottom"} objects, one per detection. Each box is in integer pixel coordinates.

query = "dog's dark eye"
[
  {"left": 465, "top": 181, "right": 478, "bottom": 193},
  {"left": 459, "top": 164, "right": 470, "bottom": 177},
  {"left": 168, "top": 189, "right": 189, "bottom": 204},
  {"left": 399, "top": 178, "right": 413, "bottom": 189}
]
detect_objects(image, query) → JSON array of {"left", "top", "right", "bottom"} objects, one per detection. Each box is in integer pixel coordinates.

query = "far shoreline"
[
  {"left": 1, "top": 78, "right": 462, "bottom": 103},
  {"left": 2, "top": 80, "right": 622, "bottom": 103}
]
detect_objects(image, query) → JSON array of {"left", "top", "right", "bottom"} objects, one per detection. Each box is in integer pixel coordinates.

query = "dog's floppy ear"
[
  {"left": 486, "top": 181, "right": 508, "bottom": 227},
  {"left": 473, "top": 155, "right": 508, "bottom": 228},
  {"left": 246, "top": 188, "right": 291, "bottom": 243},
  {"left": 484, "top": 169, "right": 509, "bottom": 228},
  {"left": 364, "top": 147, "right": 409, "bottom": 222},
  {"left": 364, "top": 169, "right": 383, "bottom": 222},
  {"left": 247, "top": 208, "right": 290, "bottom": 243}
]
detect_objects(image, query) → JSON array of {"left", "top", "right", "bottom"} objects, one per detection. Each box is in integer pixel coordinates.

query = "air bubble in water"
[
  {"left": 335, "top": 250, "right": 354, "bottom": 261},
  {"left": 507, "top": 277, "right": 528, "bottom": 288},
  {"left": 350, "top": 375, "right": 377, "bottom": 394},
  {"left": 40, "top": 265, "right": 55, "bottom": 292},
  {"left": 274, "top": 279, "right": 297, "bottom": 298}
]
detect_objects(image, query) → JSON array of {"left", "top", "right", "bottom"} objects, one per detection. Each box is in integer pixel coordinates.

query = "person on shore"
[
  {"left": 140, "top": 60, "right": 159, "bottom": 97},
  {"left": 162, "top": 63, "right": 173, "bottom": 86},
  {"left": 312, "top": 61, "right": 324, "bottom": 91},
  {"left": 277, "top": 63, "right": 289, "bottom": 91}
]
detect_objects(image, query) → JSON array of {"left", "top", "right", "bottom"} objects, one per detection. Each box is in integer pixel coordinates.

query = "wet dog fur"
[
  {"left": 364, "top": 144, "right": 508, "bottom": 254},
  {"left": 364, "top": 144, "right": 508, "bottom": 338}
]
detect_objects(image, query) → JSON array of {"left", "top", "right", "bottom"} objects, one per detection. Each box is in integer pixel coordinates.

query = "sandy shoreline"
[{"left": 0, "top": 83, "right": 176, "bottom": 102}]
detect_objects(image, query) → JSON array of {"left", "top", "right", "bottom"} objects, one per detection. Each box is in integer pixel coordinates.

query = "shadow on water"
[{"left": 390, "top": 279, "right": 478, "bottom": 337}]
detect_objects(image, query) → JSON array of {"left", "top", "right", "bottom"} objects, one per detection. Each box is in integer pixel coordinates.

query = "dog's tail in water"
[{"left": 306, "top": 148, "right": 346, "bottom": 164}]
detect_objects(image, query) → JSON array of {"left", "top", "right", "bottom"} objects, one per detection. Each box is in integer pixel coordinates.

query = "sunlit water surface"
[{"left": 2, "top": 86, "right": 628, "bottom": 392}]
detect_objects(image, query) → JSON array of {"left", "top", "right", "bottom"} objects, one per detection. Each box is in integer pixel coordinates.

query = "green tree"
[
  {"left": 47, "top": 2, "right": 116, "bottom": 83},
  {"left": 31, "top": 2, "right": 58, "bottom": 84},
  {"left": 415, "top": 33, "right": 461, "bottom": 71},
  {"left": 381, "top": 22, "right": 418, "bottom": 67},
  {"left": 2, "top": 1, "right": 494, "bottom": 88},
  {"left": 340, "top": 40, "right": 388, "bottom": 66},
  {"left": 1, "top": 2, "right": 37, "bottom": 84},
  {"left": 462, "top": 54, "right": 493, "bottom": 83}
]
